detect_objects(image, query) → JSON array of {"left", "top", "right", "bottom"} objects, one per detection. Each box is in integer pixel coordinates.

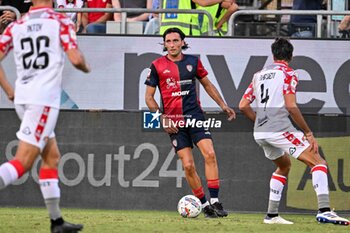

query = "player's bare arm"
[
  {"left": 284, "top": 93, "right": 318, "bottom": 154},
  {"left": 145, "top": 85, "right": 178, "bottom": 134},
  {"left": 199, "top": 76, "right": 236, "bottom": 121},
  {"left": 239, "top": 98, "right": 256, "bottom": 122},
  {"left": 65, "top": 48, "right": 91, "bottom": 73},
  {"left": 0, "top": 52, "right": 14, "bottom": 101}
]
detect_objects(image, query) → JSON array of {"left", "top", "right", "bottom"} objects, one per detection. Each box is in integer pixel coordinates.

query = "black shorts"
[{"left": 169, "top": 126, "right": 212, "bottom": 152}]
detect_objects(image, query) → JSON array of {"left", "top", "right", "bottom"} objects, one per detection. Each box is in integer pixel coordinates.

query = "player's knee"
[
  {"left": 41, "top": 152, "right": 60, "bottom": 168},
  {"left": 182, "top": 162, "right": 196, "bottom": 174},
  {"left": 311, "top": 155, "right": 327, "bottom": 167},
  {"left": 204, "top": 149, "right": 216, "bottom": 159},
  {"left": 203, "top": 150, "right": 217, "bottom": 163},
  {"left": 281, "top": 163, "right": 291, "bottom": 174},
  {"left": 305, "top": 152, "right": 327, "bottom": 168}
]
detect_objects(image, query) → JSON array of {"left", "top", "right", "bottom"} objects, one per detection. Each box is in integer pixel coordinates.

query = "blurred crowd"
[{"left": 0, "top": 0, "right": 350, "bottom": 38}]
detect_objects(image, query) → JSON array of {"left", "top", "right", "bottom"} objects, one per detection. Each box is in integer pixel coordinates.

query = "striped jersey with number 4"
[
  {"left": 0, "top": 7, "right": 78, "bottom": 109},
  {"left": 243, "top": 61, "right": 299, "bottom": 139}
]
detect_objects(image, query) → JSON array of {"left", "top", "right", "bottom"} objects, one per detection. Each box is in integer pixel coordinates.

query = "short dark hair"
[
  {"left": 271, "top": 37, "right": 293, "bottom": 62},
  {"left": 162, "top": 27, "right": 189, "bottom": 52}
]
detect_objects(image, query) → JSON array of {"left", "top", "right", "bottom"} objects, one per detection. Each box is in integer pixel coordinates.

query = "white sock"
[
  {"left": 311, "top": 165, "right": 329, "bottom": 196},
  {"left": 39, "top": 178, "right": 60, "bottom": 199},
  {"left": 0, "top": 162, "right": 20, "bottom": 188},
  {"left": 202, "top": 201, "right": 210, "bottom": 208},
  {"left": 269, "top": 173, "right": 287, "bottom": 201},
  {"left": 39, "top": 178, "right": 61, "bottom": 220},
  {"left": 312, "top": 165, "right": 330, "bottom": 209},
  {"left": 210, "top": 198, "right": 219, "bottom": 204},
  {"left": 267, "top": 173, "right": 286, "bottom": 214}
]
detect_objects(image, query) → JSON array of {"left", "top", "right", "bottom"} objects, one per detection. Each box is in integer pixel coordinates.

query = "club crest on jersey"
[
  {"left": 289, "top": 147, "right": 296, "bottom": 155},
  {"left": 22, "top": 127, "right": 31, "bottom": 135},
  {"left": 186, "top": 65, "right": 193, "bottom": 72},
  {"left": 166, "top": 77, "right": 176, "bottom": 89},
  {"left": 172, "top": 139, "right": 177, "bottom": 147}
]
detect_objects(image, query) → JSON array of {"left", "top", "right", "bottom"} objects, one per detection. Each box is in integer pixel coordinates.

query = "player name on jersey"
[
  {"left": 259, "top": 72, "right": 276, "bottom": 81},
  {"left": 27, "top": 23, "right": 43, "bottom": 32}
]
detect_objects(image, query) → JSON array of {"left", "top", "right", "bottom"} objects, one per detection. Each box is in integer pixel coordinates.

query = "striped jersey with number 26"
[{"left": 0, "top": 7, "right": 78, "bottom": 108}]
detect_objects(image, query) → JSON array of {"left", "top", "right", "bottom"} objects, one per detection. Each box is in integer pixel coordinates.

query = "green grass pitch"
[{"left": 0, "top": 207, "right": 349, "bottom": 233}]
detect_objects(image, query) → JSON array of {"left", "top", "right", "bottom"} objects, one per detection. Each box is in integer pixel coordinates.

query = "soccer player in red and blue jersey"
[{"left": 145, "top": 27, "right": 236, "bottom": 218}]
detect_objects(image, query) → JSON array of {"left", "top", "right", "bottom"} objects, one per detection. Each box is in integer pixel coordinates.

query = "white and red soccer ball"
[{"left": 177, "top": 195, "right": 202, "bottom": 218}]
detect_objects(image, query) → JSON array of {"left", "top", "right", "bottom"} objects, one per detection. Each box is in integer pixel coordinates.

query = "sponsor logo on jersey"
[
  {"left": 166, "top": 77, "right": 176, "bottom": 89},
  {"left": 257, "top": 115, "right": 268, "bottom": 127},
  {"left": 177, "top": 80, "right": 192, "bottom": 85},
  {"left": 171, "top": 90, "right": 189, "bottom": 97},
  {"left": 21, "top": 75, "right": 35, "bottom": 84}
]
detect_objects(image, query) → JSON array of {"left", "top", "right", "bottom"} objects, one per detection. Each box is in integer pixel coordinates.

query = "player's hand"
[
  {"left": 306, "top": 133, "right": 318, "bottom": 154},
  {"left": 161, "top": 115, "right": 179, "bottom": 134},
  {"left": 8, "top": 93, "right": 14, "bottom": 101},
  {"left": 84, "top": 63, "right": 91, "bottom": 73},
  {"left": 0, "top": 11, "right": 16, "bottom": 24},
  {"left": 222, "top": 105, "right": 236, "bottom": 121}
]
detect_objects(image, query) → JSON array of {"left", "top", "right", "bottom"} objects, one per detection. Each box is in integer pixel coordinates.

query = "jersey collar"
[
  {"left": 274, "top": 61, "right": 288, "bottom": 67},
  {"left": 30, "top": 6, "right": 53, "bottom": 12}
]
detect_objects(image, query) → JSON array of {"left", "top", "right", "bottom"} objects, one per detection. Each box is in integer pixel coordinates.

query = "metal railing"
[
  {"left": 0, "top": 6, "right": 21, "bottom": 20},
  {"left": 55, "top": 8, "right": 215, "bottom": 36},
  {"left": 5, "top": 6, "right": 350, "bottom": 38},
  {"left": 228, "top": 10, "right": 350, "bottom": 37}
]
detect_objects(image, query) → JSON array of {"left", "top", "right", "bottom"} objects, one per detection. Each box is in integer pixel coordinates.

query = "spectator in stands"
[
  {"left": 0, "top": 0, "right": 32, "bottom": 33},
  {"left": 56, "top": 0, "right": 84, "bottom": 32},
  {"left": 82, "top": 0, "right": 113, "bottom": 34},
  {"left": 290, "top": 0, "right": 323, "bottom": 38},
  {"left": 160, "top": 0, "right": 233, "bottom": 36},
  {"left": 197, "top": 0, "right": 239, "bottom": 36},
  {"left": 144, "top": 0, "right": 160, "bottom": 34},
  {"left": 339, "top": 16, "right": 350, "bottom": 30},
  {"left": 112, "top": 0, "right": 152, "bottom": 25}
]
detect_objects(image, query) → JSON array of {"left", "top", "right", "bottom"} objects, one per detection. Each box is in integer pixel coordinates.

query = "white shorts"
[
  {"left": 255, "top": 131, "right": 310, "bottom": 160},
  {"left": 15, "top": 104, "right": 59, "bottom": 151}
]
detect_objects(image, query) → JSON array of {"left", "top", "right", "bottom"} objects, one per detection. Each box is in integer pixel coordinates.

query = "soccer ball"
[{"left": 177, "top": 195, "right": 202, "bottom": 218}]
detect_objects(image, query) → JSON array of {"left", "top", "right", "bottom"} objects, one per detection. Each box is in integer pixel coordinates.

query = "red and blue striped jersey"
[{"left": 145, "top": 54, "right": 208, "bottom": 122}]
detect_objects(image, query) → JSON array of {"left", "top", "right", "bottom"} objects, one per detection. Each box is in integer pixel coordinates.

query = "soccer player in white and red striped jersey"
[
  {"left": 0, "top": 0, "right": 90, "bottom": 232},
  {"left": 239, "top": 38, "right": 349, "bottom": 225}
]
